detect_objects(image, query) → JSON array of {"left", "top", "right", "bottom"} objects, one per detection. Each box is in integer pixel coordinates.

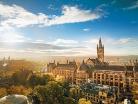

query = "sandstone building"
[{"left": 47, "top": 38, "right": 138, "bottom": 103}]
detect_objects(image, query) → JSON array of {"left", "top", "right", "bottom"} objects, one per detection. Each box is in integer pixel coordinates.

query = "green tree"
[
  {"left": 27, "top": 74, "right": 53, "bottom": 88},
  {"left": 69, "top": 86, "right": 82, "bottom": 103},
  {"left": 27, "top": 74, "right": 41, "bottom": 88},
  {"left": 61, "top": 80, "right": 70, "bottom": 97},
  {"left": 33, "top": 81, "right": 79, "bottom": 104},
  {"left": 41, "top": 75, "right": 54, "bottom": 85},
  {"left": 11, "top": 69, "right": 31, "bottom": 86},
  {"left": 33, "top": 85, "right": 47, "bottom": 103},
  {"left": 33, "top": 81, "right": 65, "bottom": 104},
  {"left": 44, "top": 81, "right": 64, "bottom": 104}
]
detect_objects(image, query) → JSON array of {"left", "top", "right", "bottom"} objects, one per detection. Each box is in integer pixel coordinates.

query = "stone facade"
[
  {"left": 46, "top": 38, "right": 138, "bottom": 103},
  {"left": 47, "top": 38, "right": 137, "bottom": 86},
  {"left": 80, "top": 83, "right": 118, "bottom": 104},
  {"left": 47, "top": 60, "right": 77, "bottom": 83}
]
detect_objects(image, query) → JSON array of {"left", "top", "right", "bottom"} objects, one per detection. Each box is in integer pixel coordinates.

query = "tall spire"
[
  {"left": 97, "top": 37, "right": 104, "bottom": 62},
  {"left": 99, "top": 37, "right": 102, "bottom": 48}
]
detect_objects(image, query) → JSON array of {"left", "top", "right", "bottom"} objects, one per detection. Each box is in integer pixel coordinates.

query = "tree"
[
  {"left": 69, "top": 86, "right": 82, "bottom": 103},
  {"left": 0, "top": 88, "right": 7, "bottom": 97},
  {"left": 33, "top": 81, "right": 65, "bottom": 104},
  {"left": 27, "top": 74, "right": 53, "bottom": 88},
  {"left": 44, "top": 81, "right": 64, "bottom": 104},
  {"left": 32, "top": 94, "right": 40, "bottom": 104},
  {"left": 61, "top": 80, "right": 70, "bottom": 97},
  {"left": 27, "top": 74, "right": 41, "bottom": 88},
  {"left": 41, "top": 75, "right": 54, "bottom": 85},
  {"left": 33, "top": 85, "right": 46, "bottom": 103},
  {"left": 32, "top": 80, "right": 82, "bottom": 104},
  {"left": 11, "top": 69, "right": 32, "bottom": 86},
  {"left": 78, "top": 98, "right": 92, "bottom": 104},
  {"left": 7, "top": 85, "right": 32, "bottom": 95}
]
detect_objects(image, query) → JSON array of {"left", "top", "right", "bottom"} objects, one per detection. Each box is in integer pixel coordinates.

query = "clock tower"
[{"left": 97, "top": 37, "right": 104, "bottom": 62}]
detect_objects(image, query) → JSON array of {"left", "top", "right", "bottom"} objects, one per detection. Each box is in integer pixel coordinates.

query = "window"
[{"left": 102, "top": 74, "right": 104, "bottom": 79}]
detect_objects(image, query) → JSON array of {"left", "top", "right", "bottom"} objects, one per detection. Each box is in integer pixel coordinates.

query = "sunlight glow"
[{"left": 0, "top": 29, "right": 25, "bottom": 43}]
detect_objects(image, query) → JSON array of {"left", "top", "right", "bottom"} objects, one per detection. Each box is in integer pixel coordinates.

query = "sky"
[{"left": 0, "top": 0, "right": 138, "bottom": 57}]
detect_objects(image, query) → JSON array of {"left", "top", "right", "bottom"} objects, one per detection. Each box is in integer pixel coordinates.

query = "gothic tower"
[{"left": 97, "top": 37, "right": 104, "bottom": 62}]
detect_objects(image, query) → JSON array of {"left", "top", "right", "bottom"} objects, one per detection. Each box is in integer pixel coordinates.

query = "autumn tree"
[
  {"left": 27, "top": 74, "right": 53, "bottom": 88},
  {"left": 0, "top": 88, "right": 7, "bottom": 97},
  {"left": 33, "top": 81, "right": 76, "bottom": 104},
  {"left": 69, "top": 86, "right": 82, "bottom": 103},
  {"left": 11, "top": 69, "right": 32, "bottom": 86},
  {"left": 78, "top": 98, "right": 92, "bottom": 104}
]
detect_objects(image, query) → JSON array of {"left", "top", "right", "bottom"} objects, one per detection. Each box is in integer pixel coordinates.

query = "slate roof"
[
  {"left": 79, "top": 60, "right": 137, "bottom": 72},
  {"left": 80, "top": 83, "right": 117, "bottom": 96}
]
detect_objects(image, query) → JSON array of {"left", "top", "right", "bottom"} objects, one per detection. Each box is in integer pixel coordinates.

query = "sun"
[
  {"left": 0, "top": 29, "right": 25, "bottom": 43},
  {"left": 2, "top": 33, "right": 24, "bottom": 43}
]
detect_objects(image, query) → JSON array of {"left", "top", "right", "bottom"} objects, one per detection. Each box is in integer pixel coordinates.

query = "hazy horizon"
[{"left": 0, "top": 0, "right": 138, "bottom": 56}]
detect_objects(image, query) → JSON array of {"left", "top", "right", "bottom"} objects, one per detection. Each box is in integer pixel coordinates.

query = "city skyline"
[{"left": 0, "top": 0, "right": 138, "bottom": 56}]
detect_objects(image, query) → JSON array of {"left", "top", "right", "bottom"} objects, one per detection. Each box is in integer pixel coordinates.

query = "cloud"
[
  {"left": 48, "top": 38, "right": 79, "bottom": 46},
  {"left": 0, "top": 3, "right": 103, "bottom": 28},
  {"left": 0, "top": 3, "right": 104, "bottom": 50},
  {"left": 85, "top": 37, "right": 131, "bottom": 45},
  {"left": 0, "top": 4, "right": 49, "bottom": 28},
  {"left": 34, "top": 39, "right": 45, "bottom": 43},
  {"left": 0, "top": 28, "right": 30, "bottom": 43},
  {"left": 114, "top": 38, "right": 131, "bottom": 45},
  {"left": 0, "top": 37, "right": 137, "bottom": 56},
  {"left": 123, "top": 1, "right": 138, "bottom": 10},
  {"left": 83, "top": 28, "right": 90, "bottom": 32},
  {"left": 84, "top": 37, "right": 138, "bottom": 55},
  {"left": 85, "top": 38, "right": 99, "bottom": 44},
  {"left": 46, "top": 5, "right": 102, "bottom": 26},
  {"left": 0, "top": 42, "right": 68, "bottom": 50}
]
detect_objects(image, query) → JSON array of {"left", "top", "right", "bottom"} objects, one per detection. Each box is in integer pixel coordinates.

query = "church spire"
[
  {"left": 97, "top": 37, "right": 104, "bottom": 62},
  {"left": 99, "top": 37, "right": 103, "bottom": 48}
]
